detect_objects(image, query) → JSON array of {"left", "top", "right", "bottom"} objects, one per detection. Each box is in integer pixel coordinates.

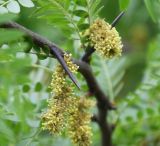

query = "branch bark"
[{"left": 1, "top": 22, "right": 80, "bottom": 89}]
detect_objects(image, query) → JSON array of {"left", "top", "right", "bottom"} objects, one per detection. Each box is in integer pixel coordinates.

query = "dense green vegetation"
[{"left": 0, "top": 0, "right": 160, "bottom": 146}]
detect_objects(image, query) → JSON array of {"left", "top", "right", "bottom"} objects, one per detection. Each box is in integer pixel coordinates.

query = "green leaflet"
[
  {"left": 144, "top": 0, "right": 157, "bottom": 22},
  {"left": 0, "top": 29, "right": 24, "bottom": 44}
]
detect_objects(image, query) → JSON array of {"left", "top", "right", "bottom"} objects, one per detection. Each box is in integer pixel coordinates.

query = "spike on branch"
[
  {"left": 0, "top": 22, "right": 80, "bottom": 89},
  {"left": 51, "top": 47, "right": 80, "bottom": 89},
  {"left": 111, "top": 11, "right": 125, "bottom": 28}
]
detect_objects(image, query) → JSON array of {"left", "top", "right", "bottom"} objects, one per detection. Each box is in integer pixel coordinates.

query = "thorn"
[
  {"left": 111, "top": 11, "right": 125, "bottom": 28},
  {"left": 51, "top": 46, "right": 80, "bottom": 90}
]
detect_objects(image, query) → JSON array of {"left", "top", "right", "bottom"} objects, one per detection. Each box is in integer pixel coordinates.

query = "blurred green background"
[{"left": 0, "top": 0, "right": 160, "bottom": 146}]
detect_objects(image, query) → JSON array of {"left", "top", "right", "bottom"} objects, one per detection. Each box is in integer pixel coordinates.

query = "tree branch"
[
  {"left": 74, "top": 60, "right": 115, "bottom": 110},
  {"left": 1, "top": 22, "right": 80, "bottom": 89},
  {"left": 81, "top": 47, "right": 95, "bottom": 63}
]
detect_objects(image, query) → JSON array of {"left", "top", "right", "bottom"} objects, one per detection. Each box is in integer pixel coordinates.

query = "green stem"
[
  {"left": 86, "top": 0, "right": 92, "bottom": 25},
  {"left": 0, "top": 0, "right": 10, "bottom": 7},
  {"left": 49, "top": 0, "right": 83, "bottom": 42},
  {"left": 18, "top": 51, "right": 53, "bottom": 73},
  {"left": 31, "top": 64, "right": 53, "bottom": 73},
  {"left": 25, "top": 129, "right": 41, "bottom": 146}
]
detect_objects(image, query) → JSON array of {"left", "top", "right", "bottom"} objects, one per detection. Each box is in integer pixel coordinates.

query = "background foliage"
[{"left": 0, "top": 0, "right": 160, "bottom": 146}]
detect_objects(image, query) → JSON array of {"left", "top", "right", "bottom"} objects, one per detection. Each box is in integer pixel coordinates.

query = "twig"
[
  {"left": 75, "top": 60, "right": 115, "bottom": 110},
  {"left": 111, "top": 11, "right": 125, "bottom": 28},
  {"left": 81, "top": 47, "right": 95, "bottom": 63}
]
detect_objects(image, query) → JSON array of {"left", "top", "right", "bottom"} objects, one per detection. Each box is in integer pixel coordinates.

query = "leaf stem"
[
  {"left": 31, "top": 64, "right": 53, "bottom": 73},
  {"left": 0, "top": 0, "right": 10, "bottom": 7},
  {"left": 86, "top": 0, "right": 92, "bottom": 25}
]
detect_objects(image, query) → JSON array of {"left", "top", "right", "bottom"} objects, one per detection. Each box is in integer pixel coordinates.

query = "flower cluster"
[
  {"left": 41, "top": 53, "right": 94, "bottom": 146},
  {"left": 68, "top": 97, "right": 95, "bottom": 146},
  {"left": 41, "top": 84, "right": 73, "bottom": 134},
  {"left": 64, "top": 53, "right": 79, "bottom": 73},
  {"left": 42, "top": 53, "right": 78, "bottom": 134},
  {"left": 84, "top": 19, "right": 123, "bottom": 58},
  {"left": 50, "top": 53, "right": 79, "bottom": 95}
]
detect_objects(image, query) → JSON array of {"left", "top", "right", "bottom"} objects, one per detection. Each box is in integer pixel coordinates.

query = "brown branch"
[
  {"left": 81, "top": 47, "right": 95, "bottom": 63},
  {"left": 1, "top": 22, "right": 80, "bottom": 89},
  {"left": 75, "top": 60, "right": 115, "bottom": 110}
]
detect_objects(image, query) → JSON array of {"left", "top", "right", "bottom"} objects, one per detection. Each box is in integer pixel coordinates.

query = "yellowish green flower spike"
[
  {"left": 41, "top": 53, "right": 94, "bottom": 146},
  {"left": 50, "top": 53, "right": 79, "bottom": 95},
  {"left": 41, "top": 85, "right": 73, "bottom": 134},
  {"left": 68, "top": 98, "right": 95, "bottom": 146},
  {"left": 50, "top": 65, "right": 66, "bottom": 95},
  {"left": 64, "top": 53, "right": 79, "bottom": 73},
  {"left": 42, "top": 53, "right": 78, "bottom": 134},
  {"left": 41, "top": 101, "right": 65, "bottom": 134},
  {"left": 84, "top": 19, "right": 123, "bottom": 58}
]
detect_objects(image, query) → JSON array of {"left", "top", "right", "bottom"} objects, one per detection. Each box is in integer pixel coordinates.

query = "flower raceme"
[
  {"left": 83, "top": 19, "right": 123, "bottom": 58},
  {"left": 41, "top": 53, "right": 94, "bottom": 146},
  {"left": 42, "top": 53, "right": 78, "bottom": 134},
  {"left": 68, "top": 97, "right": 95, "bottom": 146},
  {"left": 50, "top": 53, "right": 79, "bottom": 95}
]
